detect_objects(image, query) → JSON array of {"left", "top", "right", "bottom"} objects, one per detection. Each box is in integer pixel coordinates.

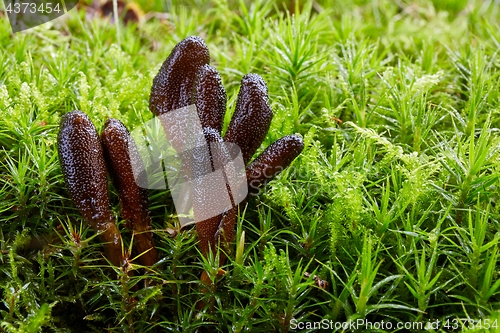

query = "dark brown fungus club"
[
  {"left": 194, "top": 64, "right": 227, "bottom": 133},
  {"left": 246, "top": 134, "right": 305, "bottom": 195},
  {"left": 151, "top": 36, "right": 304, "bottom": 286},
  {"left": 149, "top": 36, "right": 210, "bottom": 116},
  {"left": 224, "top": 74, "right": 273, "bottom": 165},
  {"left": 193, "top": 128, "right": 227, "bottom": 257},
  {"left": 101, "top": 118, "right": 158, "bottom": 267},
  {"left": 194, "top": 130, "right": 239, "bottom": 286},
  {"left": 57, "top": 111, "right": 123, "bottom": 267}
]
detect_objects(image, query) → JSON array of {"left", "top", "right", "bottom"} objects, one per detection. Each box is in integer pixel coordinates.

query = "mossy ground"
[{"left": 1, "top": 0, "right": 500, "bottom": 332}]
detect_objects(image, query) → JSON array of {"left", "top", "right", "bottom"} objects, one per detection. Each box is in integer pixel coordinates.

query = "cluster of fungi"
[{"left": 57, "top": 36, "right": 304, "bottom": 286}]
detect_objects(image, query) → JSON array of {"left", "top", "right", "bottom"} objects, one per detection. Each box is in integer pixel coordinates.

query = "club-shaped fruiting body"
[
  {"left": 101, "top": 118, "right": 158, "bottom": 267},
  {"left": 57, "top": 111, "right": 123, "bottom": 267}
]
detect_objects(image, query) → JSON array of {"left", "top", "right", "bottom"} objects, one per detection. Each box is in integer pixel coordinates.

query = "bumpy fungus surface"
[
  {"left": 101, "top": 118, "right": 158, "bottom": 267},
  {"left": 57, "top": 111, "right": 123, "bottom": 267},
  {"left": 150, "top": 36, "right": 304, "bottom": 271},
  {"left": 224, "top": 74, "right": 273, "bottom": 165},
  {"left": 194, "top": 64, "right": 226, "bottom": 133},
  {"left": 246, "top": 134, "right": 304, "bottom": 195},
  {"left": 150, "top": 36, "right": 210, "bottom": 116},
  {"left": 192, "top": 127, "right": 238, "bottom": 256}
]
